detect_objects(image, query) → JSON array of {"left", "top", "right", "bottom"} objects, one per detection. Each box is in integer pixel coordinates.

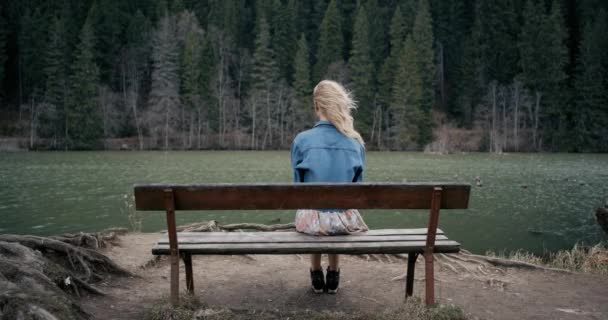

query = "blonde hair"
[{"left": 313, "top": 80, "right": 365, "bottom": 146}]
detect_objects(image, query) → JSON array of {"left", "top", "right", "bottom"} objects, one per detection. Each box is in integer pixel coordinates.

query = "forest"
[{"left": 0, "top": 0, "right": 607, "bottom": 152}]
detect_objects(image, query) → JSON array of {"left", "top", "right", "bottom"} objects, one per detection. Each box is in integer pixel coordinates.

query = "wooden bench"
[{"left": 134, "top": 183, "right": 470, "bottom": 306}]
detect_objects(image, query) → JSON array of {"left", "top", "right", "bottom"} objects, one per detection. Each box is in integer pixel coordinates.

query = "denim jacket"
[{"left": 290, "top": 120, "right": 365, "bottom": 183}]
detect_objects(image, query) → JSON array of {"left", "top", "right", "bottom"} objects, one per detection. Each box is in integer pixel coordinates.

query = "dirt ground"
[{"left": 81, "top": 233, "right": 608, "bottom": 320}]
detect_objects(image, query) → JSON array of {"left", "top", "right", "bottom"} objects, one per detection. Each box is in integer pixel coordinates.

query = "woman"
[{"left": 290, "top": 80, "right": 368, "bottom": 294}]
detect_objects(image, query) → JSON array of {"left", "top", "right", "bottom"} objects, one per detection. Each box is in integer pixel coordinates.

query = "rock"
[{"left": 595, "top": 207, "right": 608, "bottom": 235}]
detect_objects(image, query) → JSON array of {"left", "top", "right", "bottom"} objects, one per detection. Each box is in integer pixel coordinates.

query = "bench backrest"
[{"left": 134, "top": 183, "right": 470, "bottom": 211}]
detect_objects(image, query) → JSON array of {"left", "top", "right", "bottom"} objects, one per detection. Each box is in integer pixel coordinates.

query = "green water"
[{"left": 1, "top": 151, "right": 606, "bottom": 254}]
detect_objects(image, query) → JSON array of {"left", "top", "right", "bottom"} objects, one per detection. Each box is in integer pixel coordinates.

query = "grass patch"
[
  {"left": 487, "top": 242, "right": 608, "bottom": 275},
  {"left": 144, "top": 297, "right": 466, "bottom": 320},
  {"left": 146, "top": 294, "right": 204, "bottom": 320}
]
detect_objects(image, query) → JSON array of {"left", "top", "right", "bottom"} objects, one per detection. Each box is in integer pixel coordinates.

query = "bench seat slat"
[
  {"left": 152, "top": 240, "right": 460, "bottom": 255},
  {"left": 157, "top": 234, "right": 449, "bottom": 244},
  {"left": 165, "top": 228, "right": 444, "bottom": 238}
]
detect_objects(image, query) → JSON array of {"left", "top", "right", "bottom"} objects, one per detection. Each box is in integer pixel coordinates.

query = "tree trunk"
[
  {"left": 502, "top": 87, "right": 507, "bottom": 152},
  {"left": 29, "top": 97, "right": 37, "bottom": 150},
  {"left": 251, "top": 99, "right": 256, "bottom": 150},
  {"left": 491, "top": 83, "right": 497, "bottom": 153},
  {"left": 197, "top": 108, "right": 202, "bottom": 149},
  {"left": 513, "top": 83, "right": 520, "bottom": 152},
  {"left": 438, "top": 42, "right": 447, "bottom": 112},
  {"left": 164, "top": 106, "right": 169, "bottom": 150},
  {"left": 534, "top": 91, "right": 541, "bottom": 151}
]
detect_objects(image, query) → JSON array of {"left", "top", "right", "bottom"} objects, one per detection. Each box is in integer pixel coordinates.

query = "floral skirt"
[{"left": 295, "top": 209, "right": 369, "bottom": 236}]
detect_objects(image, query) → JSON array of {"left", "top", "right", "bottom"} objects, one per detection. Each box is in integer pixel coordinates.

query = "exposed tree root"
[
  {"left": 49, "top": 228, "right": 128, "bottom": 249},
  {"left": 459, "top": 253, "right": 571, "bottom": 273},
  {"left": 0, "top": 232, "right": 132, "bottom": 320}
]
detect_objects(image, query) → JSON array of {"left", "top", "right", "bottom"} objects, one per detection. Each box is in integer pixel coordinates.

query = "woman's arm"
[{"left": 290, "top": 141, "right": 303, "bottom": 183}]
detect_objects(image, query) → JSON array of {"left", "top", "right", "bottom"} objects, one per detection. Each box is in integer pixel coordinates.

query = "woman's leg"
[
  {"left": 310, "top": 254, "right": 322, "bottom": 270},
  {"left": 328, "top": 254, "right": 339, "bottom": 270}
]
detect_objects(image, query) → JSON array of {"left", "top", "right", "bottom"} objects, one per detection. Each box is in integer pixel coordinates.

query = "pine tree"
[
  {"left": 66, "top": 12, "right": 102, "bottom": 149},
  {"left": 411, "top": 0, "right": 435, "bottom": 146},
  {"left": 250, "top": 15, "right": 278, "bottom": 148},
  {"left": 391, "top": 35, "right": 423, "bottom": 149},
  {"left": 520, "top": 0, "right": 568, "bottom": 150},
  {"left": 252, "top": 17, "right": 277, "bottom": 92},
  {"left": 170, "top": 0, "right": 185, "bottom": 14},
  {"left": 148, "top": 10, "right": 180, "bottom": 150},
  {"left": 0, "top": 5, "right": 8, "bottom": 100},
  {"left": 542, "top": 0, "right": 569, "bottom": 148},
  {"left": 365, "top": 0, "right": 387, "bottom": 70},
  {"left": 272, "top": 0, "right": 297, "bottom": 84},
  {"left": 474, "top": 0, "right": 519, "bottom": 85},
  {"left": 349, "top": 4, "right": 373, "bottom": 137},
  {"left": 89, "top": 0, "right": 129, "bottom": 84},
  {"left": 19, "top": 8, "right": 48, "bottom": 102},
  {"left": 44, "top": 15, "right": 69, "bottom": 140},
  {"left": 314, "top": 0, "right": 343, "bottom": 82},
  {"left": 199, "top": 34, "right": 216, "bottom": 109},
  {"left": 181, "top": 29, "right": 201, "bottom": 113},
  {"left": 378, "top": 5, "right": 406, "bottom": 108},
  {"left": 400, "top": 0, "right": 418, "bottom": 36},
  {"left": 293, "top": 33, "right": 313, "bottom": 130},
  {"left": 574, "top": 9, "right": 608, "bottom": 151}
]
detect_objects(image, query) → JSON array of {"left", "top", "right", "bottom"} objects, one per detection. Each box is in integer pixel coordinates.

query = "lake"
[{"left": 1, "top": 151, "right": 606, "bottom": 254}]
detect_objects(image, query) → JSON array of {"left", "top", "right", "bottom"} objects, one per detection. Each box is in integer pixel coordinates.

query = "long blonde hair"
[{"left": 313, "top": 80, "right": 365, "bottom": 146}]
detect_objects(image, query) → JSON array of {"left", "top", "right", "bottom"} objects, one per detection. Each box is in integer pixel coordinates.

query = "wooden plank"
[
  {"left": 151, "top": 240, "right": 461, "bottom": 255},
  {"left": 159, "top": 235, "right": 450, "bottom": 244},
  {"left": 344, "top": 228, "right": 445, "bottom": 236},
  {"left": 135, "top": 183, "right": 470, "bottom": 211},
  {"left": 162, "top": 229, "right": 445, "bottom": 238},
  {"left": 157, "top": 234, "right": 450, "bottom": 244}
]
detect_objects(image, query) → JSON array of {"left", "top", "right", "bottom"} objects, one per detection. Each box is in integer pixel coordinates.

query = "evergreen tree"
[
  {"left": 181, "top": 29, "right": 201, "bottom": 113},
  {"left": 272, "top": 0, "right": 297, "bottom": 84},
  {"left": 251, "top": 15, "right": 278, "bottom": 148},
  {"left": 66, "top": 12, "right": 102, "bottom": 149},
  {"left": 199, "top": 33, "right": 216, "bottom": 115},
  {"left": 349, "top": 4, "right": 373, "bottom": 137},
  {"left": 43, "top": 15, "right": 69, "bottom": 140},
  {"left": 391, "top": 35, "right": 423, "bottom": 149},
  {"left": 432, "top": 0, "right": 471, "bottom": 114},
  {"left": 252, "top": 17, "right": 277, "bottom": 92},
  {"left": 542, "top": 0, "right": 569, "bottom": 148},
  {"left": 89, "top": 0, "right": 129, "bottom": 84},
  {"left": 314, "top": 0, "right": 343, "bottom": 82},
  {"left": 148, "top": 10, "right": 180, "bottom": 150},
  {"left": 411, "top": 0, "right": 435, "bottom": 146},
  {"left": 293, "top": 33, "right": 313, "bottom": 130},
  {"left": 170, "top": 0, "right": 185, "bottom": 14},
  {"left": 473, "top": 0, "right": 519, "bottom": 85},
  {"left": 0, "top": 6, "right": 7, "bottom": 100},
  {"left": 519, "top": 0, "right": 568, "bottom": 150},
  {"left": 19, "top": 8, "right": 48, "bottom": 102},
  {"left": 401, "top": 0, "right": 418, "bottom": 36},
  {"left": 378, "top": 5, "right": 406, "bottom": 108},
  {"left": 574, "top": 9, "right": 608, "bottom": 151},
  {"left": 365, "top": 0, "right": 387, "bottom": 70}
]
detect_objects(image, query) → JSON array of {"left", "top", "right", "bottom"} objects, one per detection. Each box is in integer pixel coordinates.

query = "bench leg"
[
  {"left": 169, "top": 251, "right": 180, "bottom": 305},
  {"left": 424, "top": 252, "right": 434, "bottom": 306},
  {"left": 183, "top": 253, "right": 194, "bottom": 294},
  {"left": 405, "top": 253, "right": 418, "bottom": 299}
]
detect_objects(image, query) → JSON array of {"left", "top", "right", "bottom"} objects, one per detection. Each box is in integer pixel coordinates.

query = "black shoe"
[
  {"left": 326, "top": 267, "right": 340, "bottom": 294},
  {"left": 310, "top": 269, "right": 325, "bottom": 293}
]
